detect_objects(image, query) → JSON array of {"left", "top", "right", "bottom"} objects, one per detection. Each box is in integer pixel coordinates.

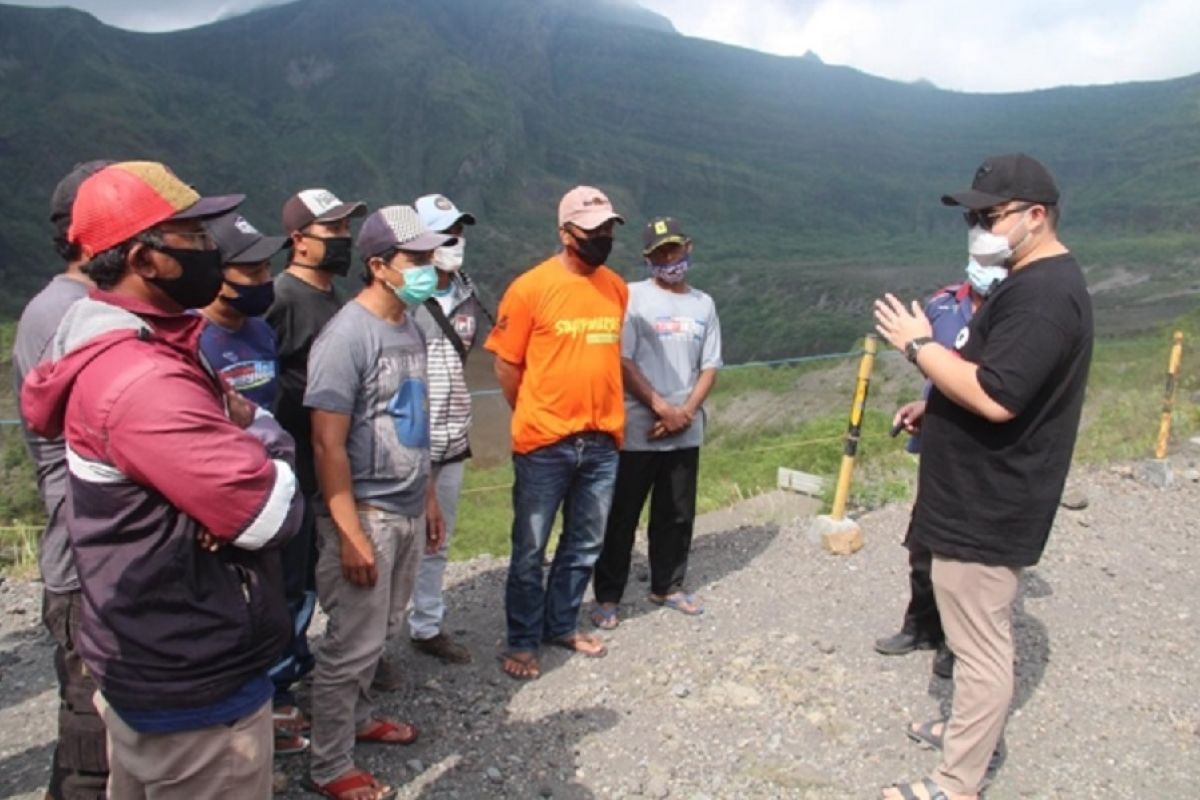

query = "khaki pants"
[
  {"left": 931, "top": 556, "right": 1021, "bottom": 795},
  {"left": 310, "top": 508, "right": 423, "bottom": 784},
  {"left": 93, "top": 692, "right": 272, "bottom": 800}
]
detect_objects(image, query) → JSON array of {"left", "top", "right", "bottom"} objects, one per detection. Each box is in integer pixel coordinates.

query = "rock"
[
  {"left": 646, "top": 776, "right": 671, "bottom": 798},
  {"left": 272, "top": 770, "right": 288, "bottom": 794},
  {"left": 1059, "top": 489, "right": 1089, "bottom": 510},
  {"left": 672, "top": 684, "right": 690, "bottom": 698},
  {"left": 486, "top": 766, "right": 503, "bottom": 783},
  {"left": 808, "top": 515, "right": 863, "bottom": 555},
  {"left": 1138, "top": 459, "right": 1174, "bottom": 489},
  {"left": 1184, "top": 468, "right": 1200, "bottom": 482},
  {"left": 814, "top": 639, "right": 837, "bottom": 655},
  {"left": 407, "top": 759, "right": 424, "bottom": 773}
]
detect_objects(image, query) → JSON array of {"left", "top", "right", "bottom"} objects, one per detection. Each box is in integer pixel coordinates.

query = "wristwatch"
[{"left": 904, "top": 336, "right": 934, "bottom": 364}]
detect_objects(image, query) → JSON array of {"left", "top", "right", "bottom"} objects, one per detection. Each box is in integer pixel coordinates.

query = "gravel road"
[{"left": 1, "top": 460, "right": 1197, "bottom": 799}]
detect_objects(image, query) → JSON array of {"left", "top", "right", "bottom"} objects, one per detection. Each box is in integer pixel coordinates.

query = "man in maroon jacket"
[{"left": 21, "top": 161, "right": 303, "bottom": 800}]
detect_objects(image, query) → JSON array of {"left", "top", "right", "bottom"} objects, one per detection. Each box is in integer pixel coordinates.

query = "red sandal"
[
  {"left": 355, "top": 717, "right": 419, "bottom": 745},
  {"left": 306, "top": 769, "right": 395, "bottom": 800}
]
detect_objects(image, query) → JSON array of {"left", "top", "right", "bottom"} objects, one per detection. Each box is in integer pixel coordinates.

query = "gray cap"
[{"left": 356, "top": 205, "right": 456, "bottom": 262}]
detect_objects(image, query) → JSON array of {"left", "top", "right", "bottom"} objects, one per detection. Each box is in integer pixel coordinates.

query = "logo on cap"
[
  {"left": 434, "top": 196, "right": 453, "bottom": 211},
  {"left": 298, "top": 188, "right": 341, "bottom": 215},
  {"left": 654, "top": 221, "right": 669, "bottom": 235},
  {"left": 234, "top": 216, "right": 260, "bottom": 235},
  {"left": 975, "top": 163, "right": 994, "bottom": 181},
  {"left": 582, "top": 196, "right": 607, "bottom": 207}
]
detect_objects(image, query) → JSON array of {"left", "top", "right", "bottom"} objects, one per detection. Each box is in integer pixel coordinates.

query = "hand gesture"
[
  {"left": 893, "top": 399, "right": 928, "bottom": 435},
  {"left": 873, "top": 293, "right": 933, "bottom": 353}
]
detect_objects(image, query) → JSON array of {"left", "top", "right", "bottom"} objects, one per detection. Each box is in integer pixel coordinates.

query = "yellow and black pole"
[
  {"left": 1154, "top": 331, "right": 1184, "bottom": 460},
  {"left": 809, "top": 334, "right": 878, "bottom": 555}
]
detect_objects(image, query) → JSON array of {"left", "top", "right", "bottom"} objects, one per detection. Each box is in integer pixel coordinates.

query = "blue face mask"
[
  {"left": 220, "top": 279, "right": 275, "bottom": 317},
  {"left": 648, "top": 256, "right": 690, "bottom": 285},
  {"left": 965, "top": 258, "right": 1007, "bottom": 296},
  {"left": 392, "top": 264, "right": 439, "bottom": 306}
]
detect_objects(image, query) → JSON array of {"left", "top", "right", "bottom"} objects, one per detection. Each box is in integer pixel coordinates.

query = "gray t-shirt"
[
  {"left": 304, "top": 301, "right": 430, "bottom": 516},
  {"left": 621, "top": 280, "right": 723, "bottom": 451},
  {"left": 11, "top": 275, "right": 90, "bottom": 593}
]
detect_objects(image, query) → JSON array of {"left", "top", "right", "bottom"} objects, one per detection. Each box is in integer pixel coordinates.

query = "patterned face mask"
[{"left": 649, "top": 256, "right": 690, "bottom": 285}]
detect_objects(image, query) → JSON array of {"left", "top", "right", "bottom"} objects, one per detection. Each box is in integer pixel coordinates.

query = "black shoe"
[
  {"left": 932, "top": 644, "right": 954, "bottom": 679},
  {"left": 874, "top": 630, "right": 936, "bottom": 656}
]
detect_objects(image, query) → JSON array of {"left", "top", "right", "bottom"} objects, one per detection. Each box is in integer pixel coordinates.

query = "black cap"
[
  {"left": 206, "top": 211, "right": 290, "bottom": 265},
  {"left": 281, "top": 188, "right": 367, "bottom": 233},
  {"left": 642, "top": 216, "right": 690, "bottom": 255},
  {"left": 50, "top": 160, "right": 114, "bottom": 239},
  {"left": 941, "top": 153, "right": 1060, "bottom": 210}
]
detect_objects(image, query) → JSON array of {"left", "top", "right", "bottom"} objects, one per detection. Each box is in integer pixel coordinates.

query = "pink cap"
[{"left": 557, "top": 185, "right": 624, "bottom": 231}]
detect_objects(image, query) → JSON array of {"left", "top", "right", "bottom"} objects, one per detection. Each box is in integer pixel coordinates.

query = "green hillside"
[{"left": 0, "top": 0, "right": 1198, "bottom": 360}]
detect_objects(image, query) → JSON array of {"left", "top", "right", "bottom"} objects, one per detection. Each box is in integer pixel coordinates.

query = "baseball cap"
[
  {"left": 50, "top": 160, "right": 114, "bottom": 240},
  {"left": 558, "top": 185, "right": 624, "bottom": 231},
  {"left": 356, "top": 205, "right": 456, "bottom": 262},
  {"left": 68, "top": 161, "right": 244, "bottom": 254},
  {"left": 415, "top": 194, "right": 476, "bottom": 233},
  {"left": 642, "top": 216, "right": 690, "bottom": 255},
  {"left": 207, "top": 211, "right": 290, "bottom": 266},
  {"left": 941, "top": 153, "right": 1060, "bottom": 210},
  {"left": 281, "top": 188, "right": 367, "bottom": 233}
]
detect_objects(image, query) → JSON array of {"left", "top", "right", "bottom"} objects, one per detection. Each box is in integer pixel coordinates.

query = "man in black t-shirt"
[
  {"left": 875, "top": 154, "right": 1093, "bottom": 800},
  {"left": 263, "top": 188, "right": 366, "bottom": 748}
]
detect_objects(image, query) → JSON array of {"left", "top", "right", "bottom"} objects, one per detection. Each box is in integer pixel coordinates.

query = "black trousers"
[
  {"left": 902, "top": 516, "right": 944, "bottom": 644},
  {"left": 42, "top": 589, "right": 108, "bottom": 800},
  {"left": 594, "top": 447, "right": 700, "bottom": 603},
  {"left": 272, "top": 493, "right": 317, "bottom": 706}
]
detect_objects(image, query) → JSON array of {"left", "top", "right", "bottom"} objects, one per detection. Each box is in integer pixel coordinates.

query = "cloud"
[
  {"left": 8, "top": 0, "right": 286, "bottom": 31},
  {"left": 639, "top": 0, "right": 1200, "bottom": 92}
]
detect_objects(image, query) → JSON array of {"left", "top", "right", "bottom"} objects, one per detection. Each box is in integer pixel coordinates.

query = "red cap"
[{"left": 68, "top": 161, "right": 243, "bottom": 253}]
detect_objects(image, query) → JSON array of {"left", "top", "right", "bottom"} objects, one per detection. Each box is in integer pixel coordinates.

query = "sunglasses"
[{"left": 963, "top": 203, "right": 1032, "bottom": 231}]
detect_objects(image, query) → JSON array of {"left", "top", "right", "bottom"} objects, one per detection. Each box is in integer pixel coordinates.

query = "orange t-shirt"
[{"left": 485, "top": 256, "right": 628, "bottom": 454}]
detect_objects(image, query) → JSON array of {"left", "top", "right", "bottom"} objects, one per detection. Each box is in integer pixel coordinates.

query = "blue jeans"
[{"left": 506, "top": 433, "right": 619, "bottom": 651}]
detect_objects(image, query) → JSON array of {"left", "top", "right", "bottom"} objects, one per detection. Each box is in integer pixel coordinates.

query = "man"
[
  {"left": 485, "top": 185, "right": 628, "bottom": 680},
  {"left": 875, "top": 153, "right": 1093, "bottom": 800},
  {"left": 406, "top": 193, "right": 487, "bottom": 664},
  {"left": 591, "top": 217, "right": 721, "bottom": 629},
  {"left": 265, "top": 187, "right": 366, "bottom": 733},
  {"left": 20, "top": 161, "right": 303, "bottom": 799},
  {"left": 304, "top": 205, "right": 449, "bottom": 800},
  {"left": 198, "top": 210, "right": 309, "bottom": 754},
  {"left": 874, "top": 262, "right": 1003, "bottom": 680},
  {"left": 12, "top": 159, "right": 111, "bottom": 800}
]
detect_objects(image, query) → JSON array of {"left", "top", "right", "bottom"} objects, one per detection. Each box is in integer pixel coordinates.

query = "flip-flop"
[
  {"left": 355, "top": 718, "right": 418, "bottom": 745},
  {"left": 497, "top": 650, "right": 541, "bottom": 680},
  {"left": 546, "top": 632, "right": 608, "bottom": 658},
  {"left": 590, "top": 603, "right": 620, "bottom": 630},
  {"left": 305, "top": 769, "right": 395, "bottom": 800},
  {"left": 649, "top": 592, "right": 704, "bottom": 615},
  {"left": 881, "top": 777, "right": 950, "bottom": 800},
  {"left": 274, "top": 729, "right": 310, "bottom": 756}
]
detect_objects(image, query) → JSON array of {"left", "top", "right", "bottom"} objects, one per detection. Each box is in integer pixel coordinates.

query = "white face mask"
[
  {"left": 433, "top": 239, "right": 465, "bottom": 273},
  {"left": 967, "top": 225, "right": 1012, "bottom": 267},
  {"left": 965, "top": 258, "right": 1008, "bottom": 296}
]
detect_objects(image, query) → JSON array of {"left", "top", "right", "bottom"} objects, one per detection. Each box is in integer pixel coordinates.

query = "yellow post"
[
  {"left": 830, "top": 334, "right": 878, "bottom": 520},
  {"left": 1154, "top": 331, "right": 1184, "bottom": 459}
]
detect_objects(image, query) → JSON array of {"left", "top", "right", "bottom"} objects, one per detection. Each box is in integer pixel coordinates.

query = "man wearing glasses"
[{"left": 874, "top": 154, "right": 1093, "bottom": 800}]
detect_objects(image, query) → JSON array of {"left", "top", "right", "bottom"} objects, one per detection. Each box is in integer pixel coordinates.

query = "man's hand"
[
  {"left": 196, "top": 529, "right": 222, "bottom": 552},
  {"left": 893, "top": 399, "right": 928, "bottom": 435},
  {"left": 873, "top": 293, "right": 933, "bottom": 353},
  {"left": 225, "top": 389, "right": 255, "bottom": 429},
  {"left": 425, "top": 492, "right": 446, "bottom": 555},
  {"left": 341, "top": 531, "right": 378, "bottom": 587}
]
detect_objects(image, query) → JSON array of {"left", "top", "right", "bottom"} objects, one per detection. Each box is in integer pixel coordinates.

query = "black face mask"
[
  {"left": 305, "top": 235, "right": 352, "bottom": 276},
  {"left": 568, "top": 232, "right": 613, "bottom": 268},
  {"left": 148, "top": 245, "right": 224, "bottom": 310},
  {"left": 220, "top": 279, "right": 275, "bottom": 317}
]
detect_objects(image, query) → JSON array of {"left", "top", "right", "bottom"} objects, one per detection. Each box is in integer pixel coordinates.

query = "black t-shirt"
[
  {"left": 265, "top": 270, "right": 344, "bottom": 496},
  {"left": 912, "top": 253, "right": 1093, "bottom": 567}
]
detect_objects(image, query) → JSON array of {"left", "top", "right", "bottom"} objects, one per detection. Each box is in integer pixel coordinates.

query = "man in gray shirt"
[
  {"left": 591, "top": 217, "right": 722, "bottom": 629},
  {"left": 304, "top": 205, "right": 450, "bottom": 800},
  {"left": 12, "top": 160, "right": 111, "bottom": 800}
]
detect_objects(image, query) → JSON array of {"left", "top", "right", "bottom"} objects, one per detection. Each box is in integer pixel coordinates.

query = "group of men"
[
  {"left": 12, "top": 152, "right": 1092, "bottom": 800},
  {"left": 14, "top": 163, "right": 724, "bottom": 800}
]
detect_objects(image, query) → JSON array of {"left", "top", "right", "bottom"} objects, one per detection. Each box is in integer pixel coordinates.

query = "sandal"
[
  {"left": 546, "top": 631, "right": 608, "bottom": 658},
  {"left": 497, "top": 650, "right": 541, "bottom": 681},
  {"left": 590, "top": 603, "right": 620, "bottom": 630},
  {"left": 273, "top": 704, "right": 310, "bottom": 734},
  {"left": 306, "top": 769, "right": 395, "bottom": 800},
  {"left": 905, "top": 719, "right": 944, "bottom": 750},
  {"left": 355, "top": 718, "right": 418, "bottom": 745},
  {"left": 274, "top": 729, "right": 310, "bottom": 756},
  {"left": 880, "top": 777, "right": 953, "bottom": 800},
  {"left": 648, "top": 592, "right": 704, "bottom": 616}
]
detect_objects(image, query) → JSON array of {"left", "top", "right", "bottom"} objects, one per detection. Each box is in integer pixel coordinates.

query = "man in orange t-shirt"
[{"left": 485, "top": 185, "right": 629, "bottom": 680}]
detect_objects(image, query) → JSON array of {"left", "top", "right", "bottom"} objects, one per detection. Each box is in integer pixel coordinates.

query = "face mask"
[
  {"left": 390, "top": 264, "right": 439, "bottom": 306},
  {"left": 966, "top": 225, "right": 1012, "bottom": 267},
  {"left": 148, "top": 245, "right": 224, "bottom": 310},
  {"left": 220, "top": 279, "right": 275, "bottom": 317},
  {"left": 307, "top": 235, "right": 352, "bottom": 276},
  {"left": 433, "top": 240, "right": 465, "bottom": 273},
  {"left": 568, "top": 232, "right": 613, "bottom": 268},
  {"left": 965, "top": 259, "right": 1007, "bottom": 297},
  {"left": 649, "top": 256, "right": 690, "bottom": 285}
]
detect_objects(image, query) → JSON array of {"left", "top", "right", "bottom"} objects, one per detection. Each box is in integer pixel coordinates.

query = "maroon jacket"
[{"left": 21, "top": 290, "right": 302, "bottom": 712}]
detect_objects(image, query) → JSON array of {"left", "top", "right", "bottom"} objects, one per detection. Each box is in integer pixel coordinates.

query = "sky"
[{"left": 8, "top": 0, "right": 1200, "bottom": 93}]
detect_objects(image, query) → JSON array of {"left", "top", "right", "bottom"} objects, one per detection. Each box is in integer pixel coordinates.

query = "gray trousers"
[
  {"left": 408, "top": 461, "right": 465, "bottom": 640},
  {"left": 309, "top": 508, "right": 423, "bottom": 784}
]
